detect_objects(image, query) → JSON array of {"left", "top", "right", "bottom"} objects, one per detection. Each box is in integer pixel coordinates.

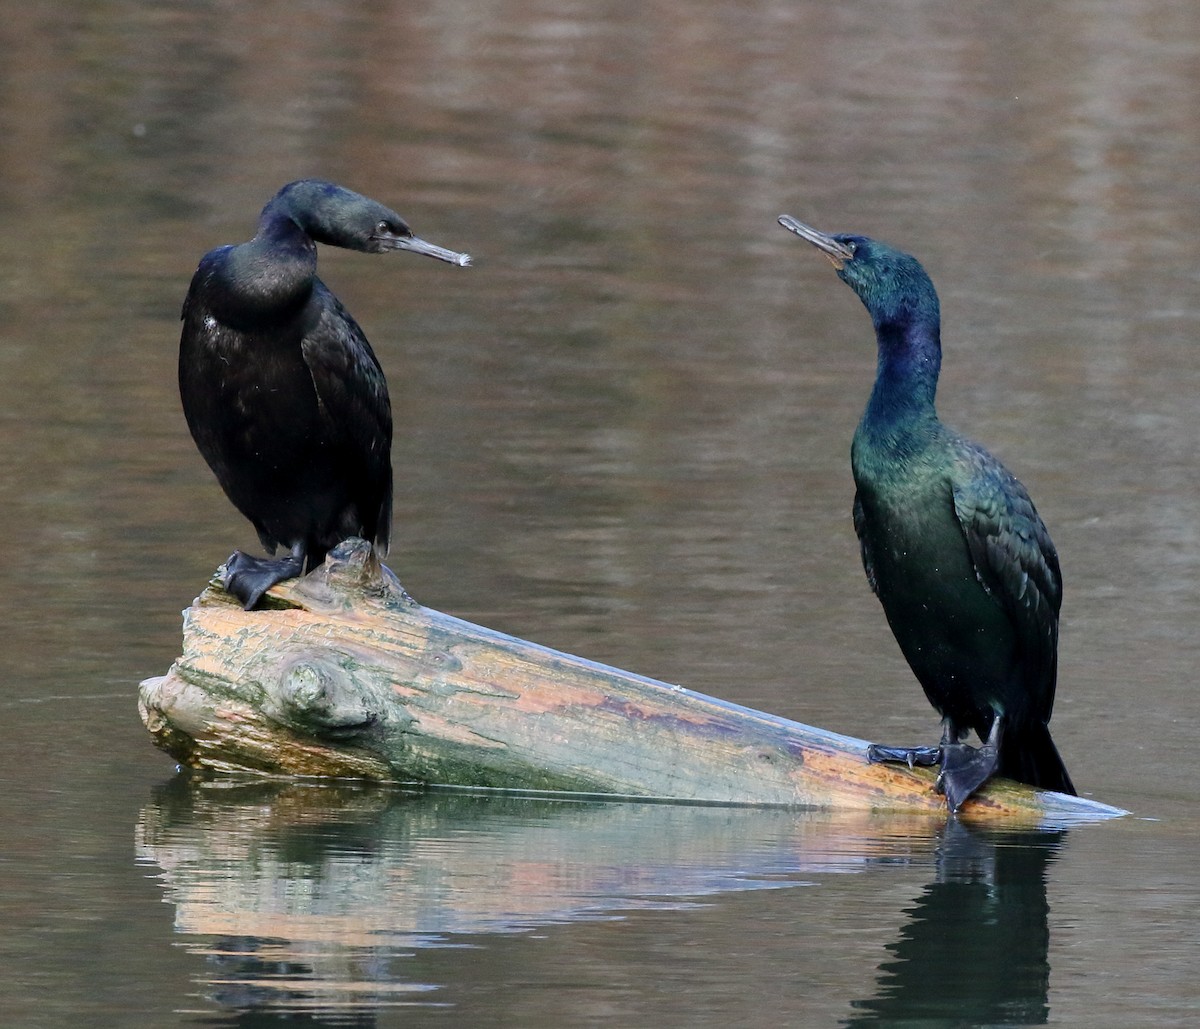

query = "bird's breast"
[
  {"left": 853, "top": 448, "right": 974, "bottom": 584},
  {"left": 859, "top": 490, "right": 954, "bottom": 570}
]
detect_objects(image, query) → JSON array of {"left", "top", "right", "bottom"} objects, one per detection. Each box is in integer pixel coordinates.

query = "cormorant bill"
[
  {"left": 777, "top": 214, "right": 1075, "bottom": 812},
  {"left": 179, "top": 179, "right": 470, "bottom": 610}
]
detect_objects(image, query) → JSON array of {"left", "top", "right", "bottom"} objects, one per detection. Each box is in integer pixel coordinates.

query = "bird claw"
[
  {"left": 869, "top": 739, "right": 999, "bottom": 812},
  {"left": 935, "top": 742, "right": 999, "bottom": 813},
  {"left": 222, "top": 549, "right": 305, "bottom": 610},
  {"left": 867, "top": 743, "right": 942, "bottom": 768}
]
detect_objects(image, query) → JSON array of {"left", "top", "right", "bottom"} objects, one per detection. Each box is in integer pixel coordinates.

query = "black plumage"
[
  {"left": 180, "top": 179, "right": 470, "bottom": 609},
  {"left": 778, "top": 214, "right": 1074, "bottom": 810}
]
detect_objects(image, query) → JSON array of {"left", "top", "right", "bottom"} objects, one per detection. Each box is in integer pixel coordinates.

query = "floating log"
[{"left": 139, "top": 539, "right": 1123, "bottom": 825}]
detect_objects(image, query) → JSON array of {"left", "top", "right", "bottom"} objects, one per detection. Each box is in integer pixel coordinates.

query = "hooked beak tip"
[
  {"left": 778, "top": 214, "right": 854, "bottom": 270},
  {"left": 378, "top": 233, "right": 472, "bottom": 267}
]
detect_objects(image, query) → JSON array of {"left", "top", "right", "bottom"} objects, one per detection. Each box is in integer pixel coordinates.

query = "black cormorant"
[
  {"left": 180, "top": 179, "right": 470, "bottom": 609},
  {"left": 778, "top": 214, "right": 1074, "bottom": 811}
]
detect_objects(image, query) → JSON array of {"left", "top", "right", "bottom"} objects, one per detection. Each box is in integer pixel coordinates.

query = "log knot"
[{"left": 271, "top": 656, "right": 385, "bottom": 739}]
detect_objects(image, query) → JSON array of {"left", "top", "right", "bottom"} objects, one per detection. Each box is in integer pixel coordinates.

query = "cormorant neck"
[
  {"left": 222, "top": 207, "right": 318, "bottom": 315},
  {"left": 863, "top": 315, "right": 942, "bottom": 432},
  {"left": 251, "top": 202, "right": 319, "bottom": 259}
]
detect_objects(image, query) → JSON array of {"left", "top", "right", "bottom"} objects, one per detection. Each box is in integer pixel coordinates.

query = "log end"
[{"left": 139, "top": 668, "right": 396, "bottom": 780}]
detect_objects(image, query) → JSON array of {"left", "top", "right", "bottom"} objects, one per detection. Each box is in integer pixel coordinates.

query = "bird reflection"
[
  {"left": 844, "top": 821, "right": 1064, "bottom": 1026},
  {"left": 200, "top": 935, "right": 375, "bottom": 1028}
]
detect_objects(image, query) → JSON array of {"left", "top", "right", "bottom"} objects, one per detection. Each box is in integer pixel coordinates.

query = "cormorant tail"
[{"left": 1000, "top": 723, "right": 1075, "bottom": 796}]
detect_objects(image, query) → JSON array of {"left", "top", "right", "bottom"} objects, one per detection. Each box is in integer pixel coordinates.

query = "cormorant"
[
  {"left": 180, "top": 179, "right": 470, "bottom": 609},
  {"left": 778, "top": 214, "right": 1074, "bottom": 811}
]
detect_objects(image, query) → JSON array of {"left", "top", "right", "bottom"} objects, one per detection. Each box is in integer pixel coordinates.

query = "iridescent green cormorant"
[
  {"left": 180, "top": 179, "right": 470, "bottom": 609},
  {"left": 778, "top": 214, "right": 1074, "bottom": 811}
]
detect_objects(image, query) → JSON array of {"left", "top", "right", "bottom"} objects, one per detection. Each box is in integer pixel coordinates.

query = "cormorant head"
[
  {"left": 777, "top": 215, "right": 938, "bottom": 331},
  {"left": 269, "top": 179, "right": 471, "bottom": 266}
]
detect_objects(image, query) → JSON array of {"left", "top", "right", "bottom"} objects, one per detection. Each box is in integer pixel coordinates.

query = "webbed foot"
[
  {"left": 867, "top": 716, "right": 1004, "bottom": 812},
  {"left": 222, "top": 547, "right": 305, "bottom": 610},
  {"left": 935, "top": 741, "right": 1000, "bottom": 813},
  {"left": 867, "top": 744, "right": 943, "bottom": 768}
]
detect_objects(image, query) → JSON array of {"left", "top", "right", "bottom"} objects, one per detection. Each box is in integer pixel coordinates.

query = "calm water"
[{"left": 2, "top": 0, "right": 1199, "bottom": 1024}]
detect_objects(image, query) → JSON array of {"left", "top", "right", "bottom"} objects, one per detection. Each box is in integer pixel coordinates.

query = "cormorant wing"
[
  {"left": 950, "top": 445, "right": 1061, "bottom": 700},
  {"left": 299, "top": 280, "right": 394, "bottom": 550}
]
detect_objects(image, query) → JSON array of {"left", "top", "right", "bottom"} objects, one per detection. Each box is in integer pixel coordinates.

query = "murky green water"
[{"left": 2, "top": 0, "right": 1199, "bottom": 1025}]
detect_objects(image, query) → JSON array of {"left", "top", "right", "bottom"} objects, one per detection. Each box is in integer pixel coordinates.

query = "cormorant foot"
[
  {"left": 222, "top": 549, "right": 305, "bottom": 610},
  {"left": 867, "top": 743, "right": 943, "bottom": 768},
  {"left": 935, "top": 742, "right": 999, "bottom": 813}
]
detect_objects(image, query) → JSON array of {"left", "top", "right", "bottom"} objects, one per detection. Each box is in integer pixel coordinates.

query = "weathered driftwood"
[{"left": 139, "top": 539, "right": 1123, "bottom": 825}]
